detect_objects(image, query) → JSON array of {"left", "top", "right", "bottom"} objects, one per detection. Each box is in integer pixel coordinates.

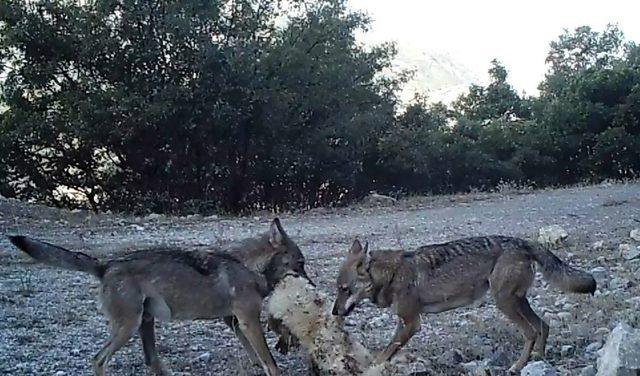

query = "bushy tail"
[
  {"left": 522, "top": 241, "right": 596, "bottom": 294},
  {"left": 8, "top": 236, "right": 105, "bottom": 278}
]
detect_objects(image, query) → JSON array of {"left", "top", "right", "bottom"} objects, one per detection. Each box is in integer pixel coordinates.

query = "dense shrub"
[
  {"left": 0, "top": 5, "right": 638, "bottom": 213},
  {"left": 0, "top": 0, "right": 398, "bottom": 213}
]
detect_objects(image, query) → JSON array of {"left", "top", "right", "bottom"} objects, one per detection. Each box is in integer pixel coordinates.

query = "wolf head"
[
  {"left": 332, "top": 239, "right": 374, "bottom": 316},
  {"left": 237, "top": 218, "right": 312, "bottom": 290},
  {"left": 265, "top": 218, "right": 311, "bottom": 285}
]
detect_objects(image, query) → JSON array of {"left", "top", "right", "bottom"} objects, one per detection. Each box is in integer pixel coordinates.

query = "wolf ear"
[
  {"left": 349, "top": 239, "right": 363, "bottom": 254},
  {"left": 269, "top": 218, "right": 285, "bottom": 246}
]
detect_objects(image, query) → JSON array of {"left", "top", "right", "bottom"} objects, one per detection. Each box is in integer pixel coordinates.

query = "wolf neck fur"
[
  {"left": 227, "top": 233, "right": 276, "bottom": 279},
  {"left": 367, "top": 250, "right": 406, "bottom": 307}
]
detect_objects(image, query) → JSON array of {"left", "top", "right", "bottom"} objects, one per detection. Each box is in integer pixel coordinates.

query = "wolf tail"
[
  {"left": 8, "top": 236, "right": 105, "bottom": 278},
  {"left": 522, "top": 240, "right": 596, "bottom": 294}
]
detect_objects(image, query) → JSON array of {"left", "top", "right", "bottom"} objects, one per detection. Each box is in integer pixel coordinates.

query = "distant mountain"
[{"left": 393, "top": 46, "right": 483, "bottom": 105}]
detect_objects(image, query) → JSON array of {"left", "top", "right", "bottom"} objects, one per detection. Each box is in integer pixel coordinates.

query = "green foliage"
[
  {"left": 530, "top": 26, "right": 640, "bottom": 183},
  {"left": 540, "top": 24, "right": 628, "bottom": 98},
  {"left": 0, "top": 10, "right": 638, "bottom": 213},
  {"left": 375, "top": 26, "right": 639, "bottom": 196},
  {"left": 453, "top": 59, "right": 531, "bottom": 121},
  {"left": 0, "top": 0, "right": 398, "bottom": 212}
]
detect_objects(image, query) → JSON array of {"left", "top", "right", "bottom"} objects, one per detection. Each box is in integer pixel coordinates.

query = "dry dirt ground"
[{"left": 1, "top": 182, "right": 639, "bottom": 375}]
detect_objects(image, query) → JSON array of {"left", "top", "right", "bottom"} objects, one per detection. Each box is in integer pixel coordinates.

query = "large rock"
[
  {"left": 619, "top": 244, "right": 640, "bottom": 261},
  {"left": 537, "top": 225, "right": 568, "bottom": 247},
  {"left": 520, "top": 361, "right": 557, "bottom": 376},
  {"left": 625, "top": 247, "right": 640, "bottom": 261},
  {"left": 362, "top": 192, "right": 397, "bottom": 207},
  {"left": 630, "top": 229, "right": 640, "bottom": 242},
  {"left": 589, "top": 267, "right": 608, "bottom": 284},
  {"left": 145, "top": 213, "right": 163, "bottom": 221},
  {"left": 597, "top": 323, "right": 640, "bottom": 375}
]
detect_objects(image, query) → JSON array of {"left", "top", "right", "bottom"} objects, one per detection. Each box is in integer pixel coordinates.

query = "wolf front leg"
[
  {"left": 232, "top": 306, "right": 280, "bottom": 376},
  {"left": 374, "top": 312, "right": 421, "bottom": 364}
]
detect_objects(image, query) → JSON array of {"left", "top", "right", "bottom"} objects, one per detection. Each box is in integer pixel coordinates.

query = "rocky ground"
[{"left": 0, "top": 182, "right": 639, "bottom": 375}]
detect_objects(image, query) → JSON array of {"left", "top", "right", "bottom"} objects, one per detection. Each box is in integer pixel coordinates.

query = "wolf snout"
[
  {"left": 286, "top": 269, "right": 316, "bottom": 287},
  {"left": 299, "top": 270, "right": 316, "bottom": 287}
]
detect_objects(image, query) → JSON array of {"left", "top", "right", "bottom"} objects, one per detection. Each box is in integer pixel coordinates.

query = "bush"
[{"left": 1, "top": 14, "right": 638, "bottom": 213}]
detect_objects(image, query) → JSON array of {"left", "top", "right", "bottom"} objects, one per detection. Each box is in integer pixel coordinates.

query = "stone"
[
  {"left": 620, "top": 244, "right": 640, "bottom": 261},
  {"left": 579, "top": 365, "right": 596, "bottom": 376},
  {"left": 537, "top": 225, "right": 568, "bottom": 247},
  {"left": 196, "top": 352, "right": 211, "bottom": 362},
  {"left": 627, "top": 296, "right": 640, "bottom": 308},
  {"left": 589, "top": 267, "right": 608, "bottom": 283},
  {"left": 561, "top": 345, "right": 574, "bottom": 357},
  {"left": 597, "top": 323, "right": 640, "bottom": 375},
  {"left": 461, "top": 360, "right": 491, "bottom": 376},
  {"left": 591, "top": 240, "right": 605, "bottom": 251},
  {"left": 362, "top": 192, "right": 397, "bottom": 207},
  {"left": 609, "top": 277, "right": 630, "bottom": 290},
  {"left": 520, "top": 361, "right": 557, "bottom": 376},
  {"left": 439, "top": 348, "right": 464, "bottom": 365},
  {"left": 145, "top": 213, "right": 162, "bottom": 220},
  {"left": 630, "top": 229, "right": 640, "bottom": 242},
  {"left": 130, "top": 224, "right": 145, "bottom": 231}
]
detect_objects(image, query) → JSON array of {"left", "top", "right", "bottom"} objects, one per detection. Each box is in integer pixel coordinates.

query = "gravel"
[{"left": 1, "top": 182, "right": 639, "bottom": 375}]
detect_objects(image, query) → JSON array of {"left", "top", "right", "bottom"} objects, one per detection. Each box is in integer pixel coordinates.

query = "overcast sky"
[{"left": 348, "top": 0, "right": 640, "bottom": 94}]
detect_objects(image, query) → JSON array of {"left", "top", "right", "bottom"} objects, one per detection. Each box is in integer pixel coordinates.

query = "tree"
[
  {"left": 453, "top": 59, "right": 530, "bottom": 121},
  {"left": 540, "top": 24, "right": 627, "bottom": 97},
  {"left": 0, "top": 0, "right": 399, "bottom": 213},
  {"left": 532, "top": 25, "right": 640, "bottom": 183}
]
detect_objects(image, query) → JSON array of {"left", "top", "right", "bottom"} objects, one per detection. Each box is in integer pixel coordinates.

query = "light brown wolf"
[
  {"left": 8, "top": 218, "right": 309, "bottom": 376},
  {"left": 332, "top": 236, "right": 596, "bottom": 373}
]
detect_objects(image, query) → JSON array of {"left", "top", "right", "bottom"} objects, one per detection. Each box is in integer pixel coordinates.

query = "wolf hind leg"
[
  {"left": 139, "top": 311, "right": 172, "bottom": 375},
  {"left": 489, "top": 254, "right": 538, "bottom": 373},
  {"left": 517, "top": 297, "right": 549, "bottom": 358},
  {"left": 94, "top": 281, "right": 144, "bottom": 376},
  {"left": 493, "top": 294, "right": 538, "bottom": 373},
  {"left": 93, "top": 313, "right": 142, "bottom": 376},
  {"left": 489, "top": 253, "right": 548, "bottom": 373}
]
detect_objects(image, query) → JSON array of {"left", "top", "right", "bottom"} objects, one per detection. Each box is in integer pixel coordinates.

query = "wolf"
[
  {"left": 223, "top": 218, "right": 310, "bottom": 356},
  {"left": 332, "top": 236, "right": 596, "bottom": 373},
  {"left": 8, "top": 218, "right": 309, "bottom": 376}
]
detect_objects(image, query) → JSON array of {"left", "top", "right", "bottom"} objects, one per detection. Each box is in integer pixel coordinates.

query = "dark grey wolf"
[
  {"left": 332, "top": 236, "right": 596, "bottom": 373},
  {"left": 8, "top": 218, "right": 309, "bottom": 376}
]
